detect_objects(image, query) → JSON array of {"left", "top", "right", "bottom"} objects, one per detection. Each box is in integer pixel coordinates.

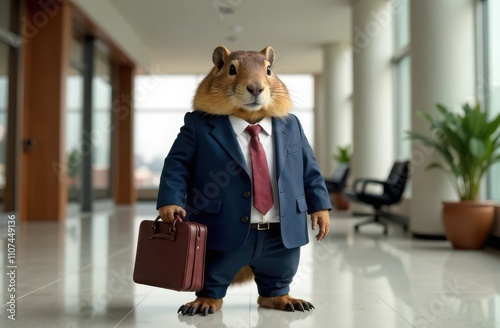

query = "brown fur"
[
  {"left": 231, "top": 265, "right": 255, "bottom": 285},
  {"left": 193, "top": 46, "right": 292, "bottom": 124},
  {"left": 258, "top": 295, "right": 315, "bottom": 312}
]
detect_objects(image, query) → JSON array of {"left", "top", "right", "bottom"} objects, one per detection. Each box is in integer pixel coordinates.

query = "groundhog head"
[{"left": 193, "top": 46, "right": 292, "bottom": 124}]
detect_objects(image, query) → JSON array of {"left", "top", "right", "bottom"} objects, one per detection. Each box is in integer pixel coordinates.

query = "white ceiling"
[{"left": 107, "top": 0, "right": 352, "bottom": 74}]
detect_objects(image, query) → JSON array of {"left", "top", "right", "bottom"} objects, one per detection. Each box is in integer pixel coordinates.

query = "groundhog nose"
[{"left": 247, "top": 84, "right": 264, "bottom": 96}]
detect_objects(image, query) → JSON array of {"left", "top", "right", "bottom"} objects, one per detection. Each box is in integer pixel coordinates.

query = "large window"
[
  {"left": 0, "top": 43, "right": 8, "bottom": 191},
  {"left": 66, "top": 38, "right": 84, "bottom": 198},
  {"left": 134, "top": 75, "right": 203, "bottom": 189},
  {"left": 483, "top": 0, "right": 500, "bottom": 200},
  {"left": 134, "top": 74, "right": 315, "bottom": 193},
  {"left": 0, "top": 0, "right": 11, "bottom": 32},
  {"left": 92, "top": 49, "right": 112, "bottom": 197},
  {"left": 65, "top": 37, "right": 114, "bottom": 204},
  {"left": 392, "top": 0, "right": 411, "bottom": 161},
  {"left": 0, "top": 0, "right": 21, "bottom": 211}
]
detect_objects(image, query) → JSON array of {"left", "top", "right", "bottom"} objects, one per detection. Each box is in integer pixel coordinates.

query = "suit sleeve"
[
  {"left": 156, "top": 112, "right": 197, "bottom": 210},
  {"left": 293, "top": 115, "right": 332, "bottom": 214}
]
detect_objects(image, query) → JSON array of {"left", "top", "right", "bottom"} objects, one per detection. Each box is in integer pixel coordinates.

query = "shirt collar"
[{"left": 228, "top": 115, "right": 273, "bottom": 136}]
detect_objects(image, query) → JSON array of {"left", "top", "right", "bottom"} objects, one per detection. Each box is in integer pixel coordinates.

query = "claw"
[
  {"left": 307, "top": 302, "right": 315, "bottom": 310},
  {"left": 284, "top": 303, "right": 295, "bottom": 312},
  {"left": 303, "top": 302, "right": 310, "bottom": 311},
  {"left": 295, "top": 302, "right": 305, "bottom": 312},
  {"left": 182, "top": 305, "right": 191, "bottom": 315},
  {"left": 178, "top": 298, "right": 222, "bottom": 316}
]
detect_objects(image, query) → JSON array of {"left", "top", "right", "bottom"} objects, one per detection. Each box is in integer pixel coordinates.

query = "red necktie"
[{"left": 246, "top": 125, "right": 274, "bottom": 214}]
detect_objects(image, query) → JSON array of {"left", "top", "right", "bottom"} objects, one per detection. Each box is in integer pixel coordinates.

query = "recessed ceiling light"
[{"left": 218, "top": 6, "right": 234, "bottom": 15}]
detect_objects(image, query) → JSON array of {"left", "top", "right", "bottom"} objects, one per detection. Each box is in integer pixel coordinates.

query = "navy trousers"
[{"left": 196, "top": 227, "right": 301, "bottom": 299}]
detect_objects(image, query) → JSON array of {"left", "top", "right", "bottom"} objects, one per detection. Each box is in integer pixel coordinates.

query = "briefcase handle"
[{"left": 150, "top": 215, "right": 182, "bottom": 241}]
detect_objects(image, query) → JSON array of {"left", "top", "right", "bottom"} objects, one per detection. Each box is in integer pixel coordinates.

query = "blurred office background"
[{"left": 1, "top": 0, "right": 499, "bottom": 241}]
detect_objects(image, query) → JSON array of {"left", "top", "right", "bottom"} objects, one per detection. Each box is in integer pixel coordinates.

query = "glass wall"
[
  {"left": 393, "top": 55, "right": 411, "bottom": 160},
  {"left": 134, "top": 75, "right": 203, "bottom": 189},
  {"left": 66, "top": 39, "right": 84, "bottom": 197},
  {"left": 392, "top": 0, "right": 411, "bottom": 161},
  {"left": 281, "top": 74, "right": 315, "bottom": 145},
  {"left": 66, "top": 40, "right": 114, "bottom": 202},
  {"left": 92, "top": 49, "right": 112, "bottom": 197},
  {"left": 0, "top": 0, "right": 19, "bottom": 212},
  {"left": 486, "top": 0, "right": 500, "bottom": 200},
  {"left": 0, "top": 43, "right": 8, "bottom": 192},
  {"left": 133, "top": 74, "right": 315, "bottom": 193},
  {"left": 0, "top": 0, "right": 11, "bottom": 32}
]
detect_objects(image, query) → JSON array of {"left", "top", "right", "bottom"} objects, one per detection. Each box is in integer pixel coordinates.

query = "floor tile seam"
[
  {"left": 113, "top": 289, "right": 154, "bottom": 328},
  {"left": 441, "top": 269, "right": 497, "bottom": 294},
  {"left": 373, "top": 293, "right": 416, "bottom": 328},
  {"left": 0, "top": 277, "right": 63, "bottom": 307},
  {"left": 3, "top": 246, "right": 134, "bottom": 300}
]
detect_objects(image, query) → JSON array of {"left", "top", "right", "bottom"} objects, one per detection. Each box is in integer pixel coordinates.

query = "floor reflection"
[{"left": 0, "top": 205, "right": 499, "bottom": 327}]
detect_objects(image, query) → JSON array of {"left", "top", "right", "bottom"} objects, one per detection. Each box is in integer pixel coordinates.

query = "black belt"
[{"left": 250, "top": 222, "right": 280, "bottom": 231}]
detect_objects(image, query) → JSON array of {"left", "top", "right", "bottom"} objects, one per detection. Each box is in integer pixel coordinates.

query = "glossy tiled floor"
[{"left": 1, "top": 202, "right": 500, "bottom": 328}]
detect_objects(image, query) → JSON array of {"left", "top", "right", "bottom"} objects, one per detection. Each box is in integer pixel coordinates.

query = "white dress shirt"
[{"left": 228, "top": 115, "right": 280, "bottom": 223}]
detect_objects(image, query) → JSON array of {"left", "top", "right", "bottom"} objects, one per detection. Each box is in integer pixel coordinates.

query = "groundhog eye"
[
  {"left": 229, "top": 64, "right": 237, "bottom": 75},
  {"left": 267, "top": 65, "right": 271, "bottom": 76}
]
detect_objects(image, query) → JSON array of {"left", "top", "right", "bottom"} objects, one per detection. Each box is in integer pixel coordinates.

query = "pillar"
[
  {"left": 409, "top": 0, "right": 475, "bottom": 236},
  {"left": 20, "top": 0, "right": 72, "bottom": 221},
  {"left": 351, "top": 0, "right": 394, "bottom": 182},
  {"left": 112, "top": 64, "right": 136, "bottom": 204},
  {"left": 313, "top": 74, "right": 327, "bottom": 174},
  {"left": 323, "top": 43, "right": 352, "bottom": 177}
]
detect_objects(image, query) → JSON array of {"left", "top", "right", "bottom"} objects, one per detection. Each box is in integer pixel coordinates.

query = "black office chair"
[
  {"left": 343, "top": 161, "right": 410, "bottom": 235},
  {"left": 324, "top": 163, "right": 350, "bottom": 193}
]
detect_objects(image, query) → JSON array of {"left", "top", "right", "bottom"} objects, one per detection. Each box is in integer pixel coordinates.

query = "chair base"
[{"left": 353, "top": 209, "right": 409, "bottom": 235}]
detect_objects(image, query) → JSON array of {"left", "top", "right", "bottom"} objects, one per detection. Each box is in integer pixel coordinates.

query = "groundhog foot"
[
  {"left": 177, "top": 297, "right": 223, "bottom": 316},
  {"left": 257, "top": 294, "right": 315, "bottom": 312}
]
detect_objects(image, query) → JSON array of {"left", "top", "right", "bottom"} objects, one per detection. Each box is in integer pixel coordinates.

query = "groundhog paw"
[
  {"left": 177, "top": 297, "right": 223, "bottom": 316},
  {"left": 257, "top": 294, "right": 315, "bottom": 312}
]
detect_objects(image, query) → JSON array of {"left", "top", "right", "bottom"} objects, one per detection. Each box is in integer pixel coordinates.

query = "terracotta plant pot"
[
  {"left": 334, "top": 192, "right": 349, "bottom": 210},
  {"left": 442, "top": 201, "right": 495, "bottom": 250}
]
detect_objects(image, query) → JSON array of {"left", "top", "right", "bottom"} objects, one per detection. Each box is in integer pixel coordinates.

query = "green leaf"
[
  {"left": 486, "top": 113, "right": 500, "bottom": 138},
  {"left": 469, "top": 137, "right": 486, "bottom": 158}
]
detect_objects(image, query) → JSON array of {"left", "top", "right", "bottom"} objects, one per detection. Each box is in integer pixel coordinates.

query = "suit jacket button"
[
  {"left": 243, "top": 191, "right": 251, "bottom": 198},
  {"left": 241, "top": 216, "right": 249, "bottom": 223}
]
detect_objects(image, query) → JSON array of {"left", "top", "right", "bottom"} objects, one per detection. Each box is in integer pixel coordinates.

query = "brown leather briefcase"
[{"left": 133, "top": 216, "right": 207, "bottom": 292}]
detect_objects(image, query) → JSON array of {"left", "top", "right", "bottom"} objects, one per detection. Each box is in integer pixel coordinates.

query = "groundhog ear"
[
  {"left": 261, "top": 46, "right": 275, "bottom": 65},
  {"left": 212, "top": 46, "right": 231, "bottom": 70}
]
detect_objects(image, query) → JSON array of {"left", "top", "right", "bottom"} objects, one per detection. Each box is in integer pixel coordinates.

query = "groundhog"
[{"left": 157, "top": 45, "right": 332, "bottom": 316}]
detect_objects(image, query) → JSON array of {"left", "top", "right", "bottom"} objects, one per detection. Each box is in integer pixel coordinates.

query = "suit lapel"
[
  {"left": 273, "top": 117, "right": 291, "bottom": 180},
  {"left": 209, "top": 115, "right": 250, "bottom": 176}
]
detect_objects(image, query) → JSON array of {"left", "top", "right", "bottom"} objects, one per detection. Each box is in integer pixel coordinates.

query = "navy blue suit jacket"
[{"left": 157, "top": 111, "right": 331, "bottom": 251}]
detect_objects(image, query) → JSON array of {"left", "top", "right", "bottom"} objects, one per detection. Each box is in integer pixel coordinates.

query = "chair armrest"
[
  {"left": 354, "top": 179, "right": 389, "bottom": 193},
  {"left": 351, "top": 178, "right": 365, "bottom": 190}
]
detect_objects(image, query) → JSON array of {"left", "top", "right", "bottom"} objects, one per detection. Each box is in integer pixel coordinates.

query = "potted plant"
[
  {"left": 408, "top": 102, "right": 500, "bottom": 249},
  {"left": 332, "top": 145, "right": 352, "bottom": 210},
  {"left": 334, "top": 145, "right": 352, "bottom": 164},
  {"left": 67, "top": 148, "right": 81, "bottom": 187}
]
